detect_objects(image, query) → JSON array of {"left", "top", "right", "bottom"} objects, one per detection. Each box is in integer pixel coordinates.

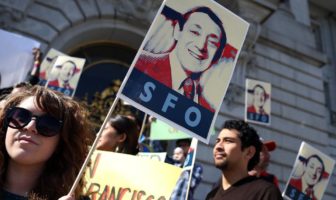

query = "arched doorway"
[
  {"left": 70, "top": 43, "right": 142, "bottom": 129},
  {"left": 72, "top": 43, "right": 135, "bottom": 100}
]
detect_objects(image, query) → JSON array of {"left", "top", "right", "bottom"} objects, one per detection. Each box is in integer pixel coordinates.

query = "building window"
[
  {"left": 311, "top": 20, "right": 323, "bottom": 51},
  {"left": 323, "top": 81, "right": 336, "bottom": 125}
]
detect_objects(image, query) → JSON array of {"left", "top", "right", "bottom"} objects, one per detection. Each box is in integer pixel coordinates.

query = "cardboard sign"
[
  {"left": 84, "top": 150, "right": 182, "bottom": 200},
  {"left": 46, "top": 55, "right": 85, "bottom": 97},
  {"left": 0, "top": 29, "right": 40, "bottom": 88},
  {"left": 119, "top": 0, "right": 249, "bottom": 143},
  {"left": 138, "top": 152, "right": 167, "bottom": 162},
  {"left": 150, "top": 119, "right": 191, "bottom": 140},
  {"left": 245, "top": 79, "right": 271, "bottom": 125},
  {"left": 38, "top": 48, "right": 66, "bottom": 86},
  {"left": 283, "top": 142, "right": 335, "bottom": 200}
]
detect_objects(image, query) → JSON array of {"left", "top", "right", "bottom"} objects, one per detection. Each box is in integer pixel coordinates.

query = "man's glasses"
[{"left": 5, "top": 107, "right": 63, "bottom": 137}]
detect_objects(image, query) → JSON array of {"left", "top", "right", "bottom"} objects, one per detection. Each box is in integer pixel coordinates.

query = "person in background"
[
  {"left": 0, "top": 82, "right": 32, "bottom": 110},
  {"left": 248, "top": 138, "right": 279, "bottom": 187},
  {"left": 0, "top": 85, "right": 94, "bottom": 200},
  {"left": 170, "top": 139, "right": 203, "bottom": 200},
  {"left": 176, "top": 139, "right": 193, "bottom": 157},
  {"left": 96, "top": 115, "right": 139, "bottom": 155},
  {"left": 206, "top": 120, "right": 282, "bottom": 200},
  {"left": 172, "top": 147, "right": 186, "bottom": 168},
  {"left": 11, "top": 82, "right": 32, "bottom": 95}
]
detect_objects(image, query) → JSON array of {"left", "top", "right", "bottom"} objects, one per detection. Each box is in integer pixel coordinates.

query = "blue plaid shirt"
[{"left": 170, "top": 163, "right": 203, "bottom": 200}]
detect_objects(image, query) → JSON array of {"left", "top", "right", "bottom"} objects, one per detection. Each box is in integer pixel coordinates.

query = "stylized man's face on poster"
[
  {"left": 59, "top": 61, "right": 76, "bottom": 82},
  {"left": 175, "top": 12, "right": 221, "bottom": 73},
  {"left": 253, "top": 86, "right": 266, "bottom": 107},
  {"left": 303, "top": 157, "right": 323, "bottom": 186}
]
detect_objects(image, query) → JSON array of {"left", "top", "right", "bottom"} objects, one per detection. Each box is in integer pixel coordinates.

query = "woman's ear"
[{"left": 118, "top": 133, "right": 127, "bottom": 143}]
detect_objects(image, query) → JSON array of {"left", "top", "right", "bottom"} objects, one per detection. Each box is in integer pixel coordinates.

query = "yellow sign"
[{"left": 84, "top": 150, "right": 182, "bottom": 200}]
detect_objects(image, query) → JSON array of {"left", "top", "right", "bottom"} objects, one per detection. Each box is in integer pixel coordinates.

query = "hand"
[
  {"left": 30, "top": 48, "right": 41, "bottom": 77},
  {"left": 32, "top": 48, "right": 41, "bottom": 62}
]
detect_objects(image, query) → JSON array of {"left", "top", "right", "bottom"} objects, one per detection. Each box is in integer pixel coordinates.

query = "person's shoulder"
[
  {"left": 205, "top": 185, "right": 220, "bottom": 200},
  {"left": 253, "top": 177, "right": 283, "bottom": 197},
  {"left": 239, "top": 176, "right": 278, "bottom": 191},
  {"left": 1, "top": 189, "right": 27, "bottom": 200},
  {"left": 251, "top": 176, "right": 276, "bottom": 186}
]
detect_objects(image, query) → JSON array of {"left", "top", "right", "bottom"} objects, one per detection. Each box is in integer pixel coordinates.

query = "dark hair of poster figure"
[
  {"left": 247, "top": 84, "right": 270, "bottom": 100},
  {"left": 298, "top": 154, "right": 326, "bottom": 182},
  {"left": 161, "top": 5, "right": 227, "bottom": 64},
  {"left": 55, "top": 60, "right": 77, "bottom": 77}
]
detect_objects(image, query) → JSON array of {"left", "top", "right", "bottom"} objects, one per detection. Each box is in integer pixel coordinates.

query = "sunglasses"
[{"left": 5, "top": 107, "right": 63, "bottom": 137}]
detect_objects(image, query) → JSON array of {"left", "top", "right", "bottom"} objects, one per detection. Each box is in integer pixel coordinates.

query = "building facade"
[{"left": 0, "top": 0, "right": 335, "bottom": 199}]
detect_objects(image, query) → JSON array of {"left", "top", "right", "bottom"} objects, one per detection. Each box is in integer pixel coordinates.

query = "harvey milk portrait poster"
[
  {"left": 283, "top": 142, "right": 335, "bottom": 200},
  {"left": 119, "top": 0, "right": 249, "bottom": 143},
  {"left": 46, "top": 55, "right": 85, "bottom": 97},
  {"left": 245, "top": 79, "right": 271, "bottom": 125}
]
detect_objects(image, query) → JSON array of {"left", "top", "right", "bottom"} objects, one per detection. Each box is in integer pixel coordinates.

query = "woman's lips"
[{"left": 18, "top": 137, "right": 37, "bottom": 145}]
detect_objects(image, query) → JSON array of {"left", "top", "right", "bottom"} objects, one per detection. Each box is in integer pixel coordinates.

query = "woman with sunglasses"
[{"left": 0, "top": 85, "right": 93, "bottom": 200}]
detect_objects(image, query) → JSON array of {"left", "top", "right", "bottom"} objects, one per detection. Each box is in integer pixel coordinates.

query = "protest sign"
[
  {"left": 84, "top": 150, "right": 182, "bottom": 200},
  {"left": 138, "top": 152, "right": 167, "bottom": 162},
  {"left": 150, "top": 119, "right": 191, "bottom": 140},
  {"left": 46, "top": 55, "right": 85, "bottom": 97},
  {"left": 118, "top": 0, "right": 249, "bottom": 143},
  {"left": 0, "top": 29, "right": 40, "bottom": 88},
  {"left": 245, "top": 79, "right": 271, "bottom": 125},
  {"left": 283, "top": 142, "right": 335, "bottom": 200},
  {"left": 38, "top": 48, "right": 66, "bottom": 86}
]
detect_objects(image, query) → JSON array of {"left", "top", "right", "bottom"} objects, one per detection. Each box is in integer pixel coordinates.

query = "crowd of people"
[
  {"left": 0, "top": 45, "right": 329, "bottom": 200},
  {"left": 0, "top": 80, "right": 286, "bottom": 200},
  {"left": 0, "top": 48, "right": 283, "bottom": 199},
  {"left": 0, "top": 36, "right": 323, "bottom": 200}
]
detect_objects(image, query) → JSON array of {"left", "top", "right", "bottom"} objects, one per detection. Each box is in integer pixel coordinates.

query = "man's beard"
[{"left": 215, "top": 159, "right": 228, "bottom": 170}]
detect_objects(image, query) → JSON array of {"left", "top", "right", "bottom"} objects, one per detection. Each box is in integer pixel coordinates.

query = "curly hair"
[
  {"left": 222, "top": 120, "right": 262, "bottom": 171},
  {"left": 0, "top": 85, "right": 94, "bottom": 200}
]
